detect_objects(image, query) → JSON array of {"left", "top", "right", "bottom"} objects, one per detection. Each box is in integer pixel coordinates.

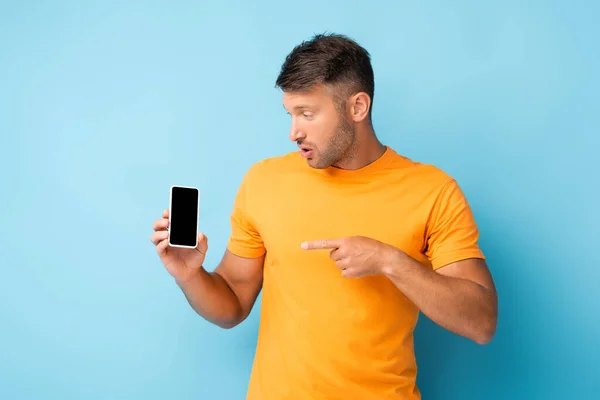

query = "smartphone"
[{"left": 168, "top": 185, "right": 200, "bottom": 248}]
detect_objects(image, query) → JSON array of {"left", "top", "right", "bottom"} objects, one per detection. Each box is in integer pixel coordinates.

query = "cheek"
[{"left": 308, "top": 119, "right": 337, "bottom": 146}]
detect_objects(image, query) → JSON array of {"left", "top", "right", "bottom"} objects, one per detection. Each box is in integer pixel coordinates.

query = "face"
[{"left": 283, "top": 85, "right": 356, "bottom": 169}]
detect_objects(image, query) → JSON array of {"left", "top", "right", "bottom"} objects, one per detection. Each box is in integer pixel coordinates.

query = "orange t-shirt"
[{"left": 227, "top": 146, "right": 485, "bottom": 399}]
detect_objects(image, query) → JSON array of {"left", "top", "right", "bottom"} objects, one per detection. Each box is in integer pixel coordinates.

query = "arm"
[
  {"left": 303, "top": 236, "right": 498, "bottom": 344},
  {"left": 399, "top": 177, "right": 497, "bottom": 344},
  {"left": 181, "top": 161, "right": 267, "bottom": 329},
  {"left": 177, "top": 250, "right": 264, "bottom": 329},
  {"left": 382, "top": 253, "right": 497, "bottom": 344},
  {"left": 302, "top": 178, "right": 497, "bottom": 344}
]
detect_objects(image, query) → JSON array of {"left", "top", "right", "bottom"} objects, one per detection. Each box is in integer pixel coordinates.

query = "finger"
[
  {"left": 329, "top": 248, "right": 344, "bottom": 261},
  {"left": 152, "top": 218, "right": 169, "bottom": 231},
  {"left": 335, "top": 257, "right": 350, "bottom": 270},
  {"left": 341, "top": 264, "right": 369, "bottom": 279},
  {"left": 340, "top": 263, "right": 359, "bottom": 278},
  {"left": 151, "top": 230, "right": 169, "bottom": 245},
  {"left": 341, "top": 268, "right": 354, "bottom": 278},
  {"left": 156, "top": 238, "right": 169, "bottom": 255},
  {"left": 196, "top": 233, "right": 208, "bottom": 254},
  {"left": 301, "top": 238, "right": 342, "bottom": 250},
  {"left": 162, "top": 208, "right": 169, "bottom": 218}
]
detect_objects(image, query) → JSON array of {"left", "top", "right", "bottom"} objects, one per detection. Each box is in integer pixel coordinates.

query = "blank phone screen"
[{"left": 169, "top": 186, "right": 199, "bottom": 247}]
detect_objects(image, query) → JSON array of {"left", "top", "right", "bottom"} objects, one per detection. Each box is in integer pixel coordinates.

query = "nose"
[{"left": 289, "top": 124, "right": 306, "bottom": 142}]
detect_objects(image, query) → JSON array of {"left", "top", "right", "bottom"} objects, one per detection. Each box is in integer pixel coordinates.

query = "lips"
[
  {"left": 300, "top": 148, "right": 313, "bottom": 158},
  {"left": 298, "top": 144, "right": 313, "bottom": 158}
]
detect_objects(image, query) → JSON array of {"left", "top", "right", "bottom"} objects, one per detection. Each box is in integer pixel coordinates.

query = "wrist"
[
  {"left": 175, "top": 266, "right": 204, "bottom": 288},
  {"left": 380, "top": 245, "right": 408, "bottom": 276}
]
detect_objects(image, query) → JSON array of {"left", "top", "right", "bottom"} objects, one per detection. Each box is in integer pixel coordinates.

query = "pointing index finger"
[{"left": 301, "top": 239, "right": 341, "bottom": 250}]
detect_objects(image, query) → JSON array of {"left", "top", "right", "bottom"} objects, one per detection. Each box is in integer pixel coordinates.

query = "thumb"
[{"left": 197, "top": 232, "right": 208, "bottom": 255}]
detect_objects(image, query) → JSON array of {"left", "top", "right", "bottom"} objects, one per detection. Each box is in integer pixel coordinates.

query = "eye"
[{"left": 303, "top": 112, "right": 313, "bottom": 120}]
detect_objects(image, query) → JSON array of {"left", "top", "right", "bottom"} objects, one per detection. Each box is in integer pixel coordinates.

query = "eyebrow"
[{"left": 283, "top": 104, "right": 312, "bottom": 113}]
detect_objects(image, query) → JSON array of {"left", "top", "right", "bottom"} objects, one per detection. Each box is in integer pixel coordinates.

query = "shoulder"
[
  {"left": 256, "top": 150, "right": 302, "bottom": 170},
  {"left": 239, "top": 151, "right": 302, "bottom": 184},
  {"left": 385, "top": 148, "right": 456, "bottom": 191}
]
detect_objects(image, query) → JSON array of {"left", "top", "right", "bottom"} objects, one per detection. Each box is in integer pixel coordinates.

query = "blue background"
[{"left": 1, "top": 1, "right": 598, "bottom": 399}]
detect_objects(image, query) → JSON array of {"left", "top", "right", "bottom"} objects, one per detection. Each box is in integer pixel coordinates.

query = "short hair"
[{"left": 275, "top": 33, "right": 375, "bottom": 118}]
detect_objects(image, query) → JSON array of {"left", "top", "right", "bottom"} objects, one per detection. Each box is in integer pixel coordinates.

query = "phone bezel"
[{"left": 168, "top": 185, "right": 200, "bottom": 249}]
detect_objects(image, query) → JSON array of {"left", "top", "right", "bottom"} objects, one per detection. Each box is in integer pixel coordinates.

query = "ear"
[{"left": 349, "top": 92, "right": 371, "bottom": 122}]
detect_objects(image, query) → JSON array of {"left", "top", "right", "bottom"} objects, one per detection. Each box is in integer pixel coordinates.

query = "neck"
[{"left": 333, "top": 124, "right": 387, "bottom": 170}]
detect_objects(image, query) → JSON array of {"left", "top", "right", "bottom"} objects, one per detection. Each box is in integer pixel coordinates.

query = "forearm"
[
  {"left": 382, "top": 250, "right": 497, "bottom": 344},
  {"left": 176, "top": 268, "right": 244, "bottom": 329}
]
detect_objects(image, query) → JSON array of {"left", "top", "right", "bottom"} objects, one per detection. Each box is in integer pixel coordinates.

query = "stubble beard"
[{"left": 309, "top": 116, "right": 356, "bottom": 169}]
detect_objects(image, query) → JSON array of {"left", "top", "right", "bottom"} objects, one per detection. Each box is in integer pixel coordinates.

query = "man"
[{"left": 151, "top": 33, "right": 497, "bottom": 399}]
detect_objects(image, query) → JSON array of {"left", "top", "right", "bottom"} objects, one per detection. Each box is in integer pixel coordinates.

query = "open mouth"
[{"left": 300, "top": 148, "right": 313, "bottom": 158}]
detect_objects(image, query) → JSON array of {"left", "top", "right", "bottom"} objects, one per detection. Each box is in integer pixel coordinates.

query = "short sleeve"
[
  {"left": 226, "top": 164, "right": 266, "bottom": 258},
  {"left": 425, "top": 179, "right": 485, "bottom": 270}
]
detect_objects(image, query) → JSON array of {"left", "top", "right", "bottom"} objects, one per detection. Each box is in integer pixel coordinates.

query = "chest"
[{"left": 255, "top": 178, "right": 433, "bottom": 268}]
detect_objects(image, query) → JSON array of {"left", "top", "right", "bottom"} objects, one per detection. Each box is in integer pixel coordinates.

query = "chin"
[{"left": 307, "top": 158, "right": 329, "bottom": 169}]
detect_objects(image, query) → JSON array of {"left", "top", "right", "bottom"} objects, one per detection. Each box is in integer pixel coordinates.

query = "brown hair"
[{"left": 275, "top": 33, "right": 375, "bottom": 119}]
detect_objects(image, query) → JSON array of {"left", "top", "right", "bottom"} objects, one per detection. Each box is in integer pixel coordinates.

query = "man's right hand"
[{"left": 151, "top": 208, "right": 209, "bottom": 284}]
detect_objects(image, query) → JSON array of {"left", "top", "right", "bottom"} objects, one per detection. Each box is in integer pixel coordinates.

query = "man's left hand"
[{"left": 301, "top": 235, "right": 401, "bottom": 278}]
